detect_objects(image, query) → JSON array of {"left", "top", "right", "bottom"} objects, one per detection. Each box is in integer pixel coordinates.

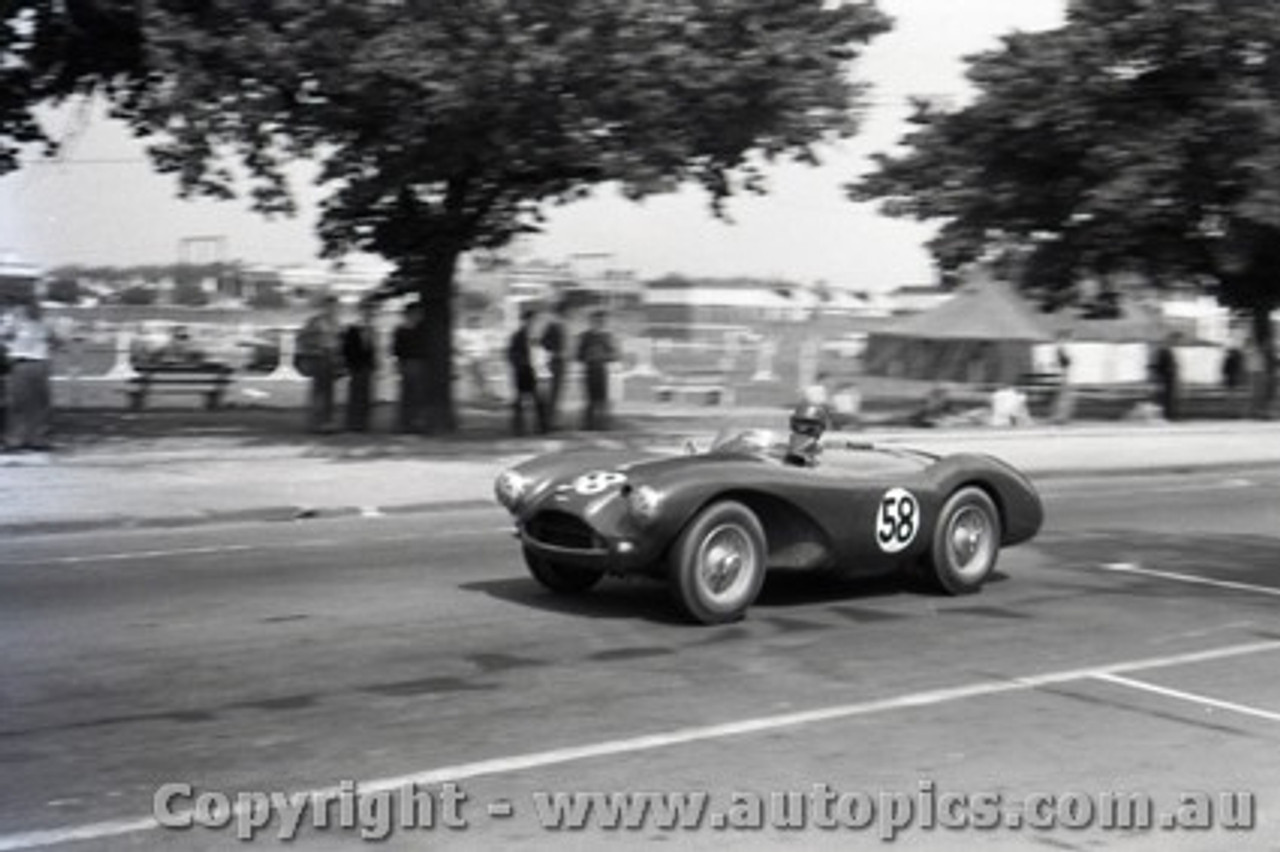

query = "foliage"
[
  {"left": 850, "top": 0, "right": 1280, "bottom": 411},
  {"left": 116, "top": 284, "right": 158, "bottom": 306},
  {"left": 43, "top": 276, "right": 80, "bottom": 304},
  {"left": 170, "top": 277, "right": 210, "bottom": 307},
  {"left": 3, "top": 0, "right": 891, "bottom": 431},
  {"left": 247, "top": 285, "right": 287, "bottom": 310}
]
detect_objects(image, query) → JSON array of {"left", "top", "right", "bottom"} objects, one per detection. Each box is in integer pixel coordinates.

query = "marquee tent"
[{"left": 862, "top": 277, "right": 1052, "bottom": 385}]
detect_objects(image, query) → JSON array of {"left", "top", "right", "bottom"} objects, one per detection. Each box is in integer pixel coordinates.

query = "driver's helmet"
[
  {"left": 785, "top": 402, "right": 829, "bottom": 467},
  {"left": 789, "top": 402, "right": 830, "bottom": 439}
]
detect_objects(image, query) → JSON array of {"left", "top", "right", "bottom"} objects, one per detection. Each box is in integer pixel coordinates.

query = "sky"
[{"left": 0, "top": 0, "right": 1066, "bottom": 291}]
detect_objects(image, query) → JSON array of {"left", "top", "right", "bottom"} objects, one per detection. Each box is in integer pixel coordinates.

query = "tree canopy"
[
  {"left": 3, "top": 0, "right": 891, "bottom": 430},
  {"left": 851, "top": 0, "right": 1280, "bottom": 410},
  {"left": 852, "top": 1, "right": 1280, "bottom": 307}
]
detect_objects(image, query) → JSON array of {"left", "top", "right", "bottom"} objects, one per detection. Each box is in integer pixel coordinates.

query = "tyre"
[
  {"left": 523, "top": 547, "right": 604, "bottom": 595},
  {"left": 669, "top": 501, "right": 767, "bottom": 624},
  {"left": 922, "top": 486, "right": 1001, "bottom": 595}
]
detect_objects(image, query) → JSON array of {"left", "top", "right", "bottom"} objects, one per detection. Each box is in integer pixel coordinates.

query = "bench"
[
  {"left": 125, "top": 365, "right": 234, "bottom": 410},
  {"left": 654, "top": 384, "right": 733, "bottom": 406},
  {"left": 653, "top": 371, "right": 735, "bottom": 406}
]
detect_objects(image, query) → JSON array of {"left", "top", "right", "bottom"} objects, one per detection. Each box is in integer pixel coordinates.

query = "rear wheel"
[
  {"left": 669, "top": 501, "right": 767, "bottom": 624},
  {"left": 921, "top": 486, "right": 1001, "bottom": 594},
  {"left": 523, "top": 547, "right": 604, "bottom": 594}
]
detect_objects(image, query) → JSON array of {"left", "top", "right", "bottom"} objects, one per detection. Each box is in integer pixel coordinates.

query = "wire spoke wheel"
[
  {"left": 670, "top": 501, "right": 766, "bottom": 624},
  {"left": 924, "top": 486, "right": 1001, "bottom": 595}
]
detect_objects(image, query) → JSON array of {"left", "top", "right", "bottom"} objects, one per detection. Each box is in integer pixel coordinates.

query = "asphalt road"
[{"left": 1, "top": 468, "right": 1279, "bottom": 851}]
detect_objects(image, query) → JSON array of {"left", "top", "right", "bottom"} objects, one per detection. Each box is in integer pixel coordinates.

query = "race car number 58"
[{"left": 876, "top": 488, "right": 919, "bottom": 553}]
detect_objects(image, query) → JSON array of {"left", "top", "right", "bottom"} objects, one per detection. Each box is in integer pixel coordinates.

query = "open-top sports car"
[{"left": 494, "top": 428, "right": 1043, "bottom": 624}]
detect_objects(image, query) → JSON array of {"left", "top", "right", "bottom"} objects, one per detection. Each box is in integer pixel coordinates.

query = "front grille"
[{"left": 526, "top": 511, "right": 601, "bottom": 551}]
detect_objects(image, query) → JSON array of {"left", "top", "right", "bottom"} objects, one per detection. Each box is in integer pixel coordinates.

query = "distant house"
[
  {"left": 886, "top": 284, "right": 954, "bottom": 315},
  {"left": 642, "top": 276, "right": 818, "bottom": 339},
  {"left": 0, "top": 257, "right": 40, "bottom": 307}
]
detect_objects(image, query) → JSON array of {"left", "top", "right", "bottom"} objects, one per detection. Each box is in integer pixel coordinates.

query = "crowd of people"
[
  {"left": 504, "top": 302, "right": 618, "bottom": 435},
  {"left": 294, "top": 294, "right": 619, "bottom": 435}
]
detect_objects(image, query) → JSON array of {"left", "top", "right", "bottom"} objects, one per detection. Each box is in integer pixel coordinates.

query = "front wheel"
[
  {"left": 921, "top": 486, "right": 1001, "bottom": 595},
  {"left": 669, "top": 501, "right": 767, "bottom": 624},
  {"left": 523, "top": 548, "right": 604, "bottom": 595}
]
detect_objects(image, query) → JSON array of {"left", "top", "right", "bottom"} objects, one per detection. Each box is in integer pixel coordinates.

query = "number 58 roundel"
[{"left": 876, "top": 487, "right": 920, "bottom": 553}]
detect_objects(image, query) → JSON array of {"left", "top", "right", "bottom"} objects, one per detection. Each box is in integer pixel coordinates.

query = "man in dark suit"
[
  {"left": 540, "top": 301, "right": 569, "bottom": 431},
  {"left": 298, "top": 294, "right": 342, "bottom": 433},
  {"left": 342, "top": 300, "right": 378, "bottom": 432},
  {"left": 576, "top": 309, "right": 617, "bottom": 431},
  {"left": 507, "top": 308, "right": 546, "bottom": 435},
  {"left": 392, "top": 301, "right": 426, "bottom": 433}
]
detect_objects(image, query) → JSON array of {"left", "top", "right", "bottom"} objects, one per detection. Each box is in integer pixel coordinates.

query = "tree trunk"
[
  {"left": 1251, "top": 303, "right": 1276, "bottom": 419},
  {"left": 411, "top": 245, "right": 463, "bottom": 435}
]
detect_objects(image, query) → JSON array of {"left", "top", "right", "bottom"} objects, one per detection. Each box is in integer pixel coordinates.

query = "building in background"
[{"left": 0, "top": 256, "right": 40, "bottom": 307}]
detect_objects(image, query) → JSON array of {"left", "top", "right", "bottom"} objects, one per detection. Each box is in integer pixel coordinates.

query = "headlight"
[
  {"left": 626, "top": 484, "right": 664, "bottom": 526},
  {"left": 495, "top": 469, "right": 532, "bottom": 512}
]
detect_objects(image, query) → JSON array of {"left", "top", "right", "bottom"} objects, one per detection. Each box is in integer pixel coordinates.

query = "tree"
[
  {"left": 116, "top": 284, "right": 158, "bottom": 306},
  {"left": 851, "top": 0, "right": 1280, "bottom": 414},
  {"left": 3, "top": 0, "right": 891, "bottom": 432},
  {"left": 44, "top": 276, "right": 81, "bottom": 304},
  {"left": 171, "top": 269, "right": 211, "bottom": 307}
]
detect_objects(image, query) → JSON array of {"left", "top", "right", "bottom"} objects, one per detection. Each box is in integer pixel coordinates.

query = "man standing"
[
  {"left": 1, "top": 301, "right": 57, "bottom": 451},
  {"left": 577, "top": 308, "right": 617, "bottom": 431},
  {"left": 392, "top": 301, "right": 426, "bottom": 433},
  {"left": 540, "top": 301, "right": 568, "bottom": 431},
  {"left": 1050, "top": 330, "right": 1076, "bottom": 425},
  {"left": 342, "top": 300, "right": 378, "bottom": 432},
  {"left": 1151, "top": 332, "right": 1181, "bottom": 422},
  {"left": 297, "top": 294, "right": 343, "bottom": 433},
  {"left": 507, "top": 308, "right": 546, "bottom": 435}
]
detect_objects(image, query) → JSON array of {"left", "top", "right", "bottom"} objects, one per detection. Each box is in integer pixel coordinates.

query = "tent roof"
[{"left": 878, "top": 276, "right": 1052, "bottom": 342}]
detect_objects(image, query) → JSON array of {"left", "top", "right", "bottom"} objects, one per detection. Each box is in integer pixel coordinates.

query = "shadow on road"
[{"left": 459, "top": 568, "right": 945, "bottom": 625}]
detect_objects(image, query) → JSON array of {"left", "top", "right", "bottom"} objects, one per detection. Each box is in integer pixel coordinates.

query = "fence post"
[
  {"left": 265, "top": 327, "right": 305, "bottom": 381},
  {"left": 103, "top": 328, "right": 139, "bottom": 380},
  {"left": 752, "top": 338, "right": 777, "bottom": 382}
]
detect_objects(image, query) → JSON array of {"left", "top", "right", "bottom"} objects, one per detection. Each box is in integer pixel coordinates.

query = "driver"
[{"left": 784, "top": 402, "right": 829, "bottom": 467}]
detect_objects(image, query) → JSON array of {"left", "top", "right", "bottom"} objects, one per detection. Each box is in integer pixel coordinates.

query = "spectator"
[
  {"left": 911, "top": 384, "right": 952, "bottom": 428},
  {"left": 990, "top": 386, "right": 1033, "bottom": 427},
  {"left": 1151, "top": 332, "right": 1182, "bottom": 421},
  {"left": 160, "top": 325, "right": 201, "bottom": 366},
  {"left": 342, "top": 300, "right": 379, "bottom": 432},
  {"left": 540, "top": 301, "right": 569, "bottom": 431},
  {"left": 831, "top": 381, "right": 863, "bottom": 430},
  {"left": 577, "top": 308, "right": 617, "bottom": 431},
  {"left": 1222, "top": 339, "right": 1247, "bottom": 419},
  {"left": 457, "top": 314, "right": 497, "bottom": 404},
  {"left": 1050, "top": 330, "right": 1075, "bottom": 425},
  {"left": 1222, "top": 343, "right": 1244, "bottom": 392},
  {"left": 1, "top": 301, "right": 58, "bottom": 451},
  {"left": 1243, "top": 337, "right": 1270, "bottom": 420},
  {"left": 297, "top": 295, "right": 343, "bottom": 433},
  {"left": 802, "top": 371, "right": 830, "bottom": 407},
  {"left": 507, "top": 308, "right": 546, "bottom": 435},
  {"left": 392, "top": 301, "right": 427, "bottom": 433}
]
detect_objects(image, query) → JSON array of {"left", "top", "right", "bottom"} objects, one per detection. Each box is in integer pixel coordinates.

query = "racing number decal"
[
  {"left": 876, "top": 488, "right": 919, "bottom": 553},
  {"left": 574, "top": 471, "right": 626, "bottom": 496}
]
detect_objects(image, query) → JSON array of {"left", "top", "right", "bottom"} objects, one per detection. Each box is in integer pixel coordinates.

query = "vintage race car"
[{"left": 494, "top": 429, "right": 1043, "bottom": 624}]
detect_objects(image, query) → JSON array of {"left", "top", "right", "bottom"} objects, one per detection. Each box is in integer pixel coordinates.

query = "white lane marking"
[
  {"left": 0, "top": 545, "right": 256, "bottom": 567},
  {"left": 0, "top": 529, "right": 509, "bottom": 567},
  {"left": 1042, "top": 477, "right": 1258, "bottom": 497},
  {"left": 1095, "top": 673, "right": 1280, "bottom": 723},
  {"left": 1099, "top": 562, "right": 1280, "bottom": 598},
  {"left": 2, "top": 639, "right": 1277, "bottom": 851}
]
